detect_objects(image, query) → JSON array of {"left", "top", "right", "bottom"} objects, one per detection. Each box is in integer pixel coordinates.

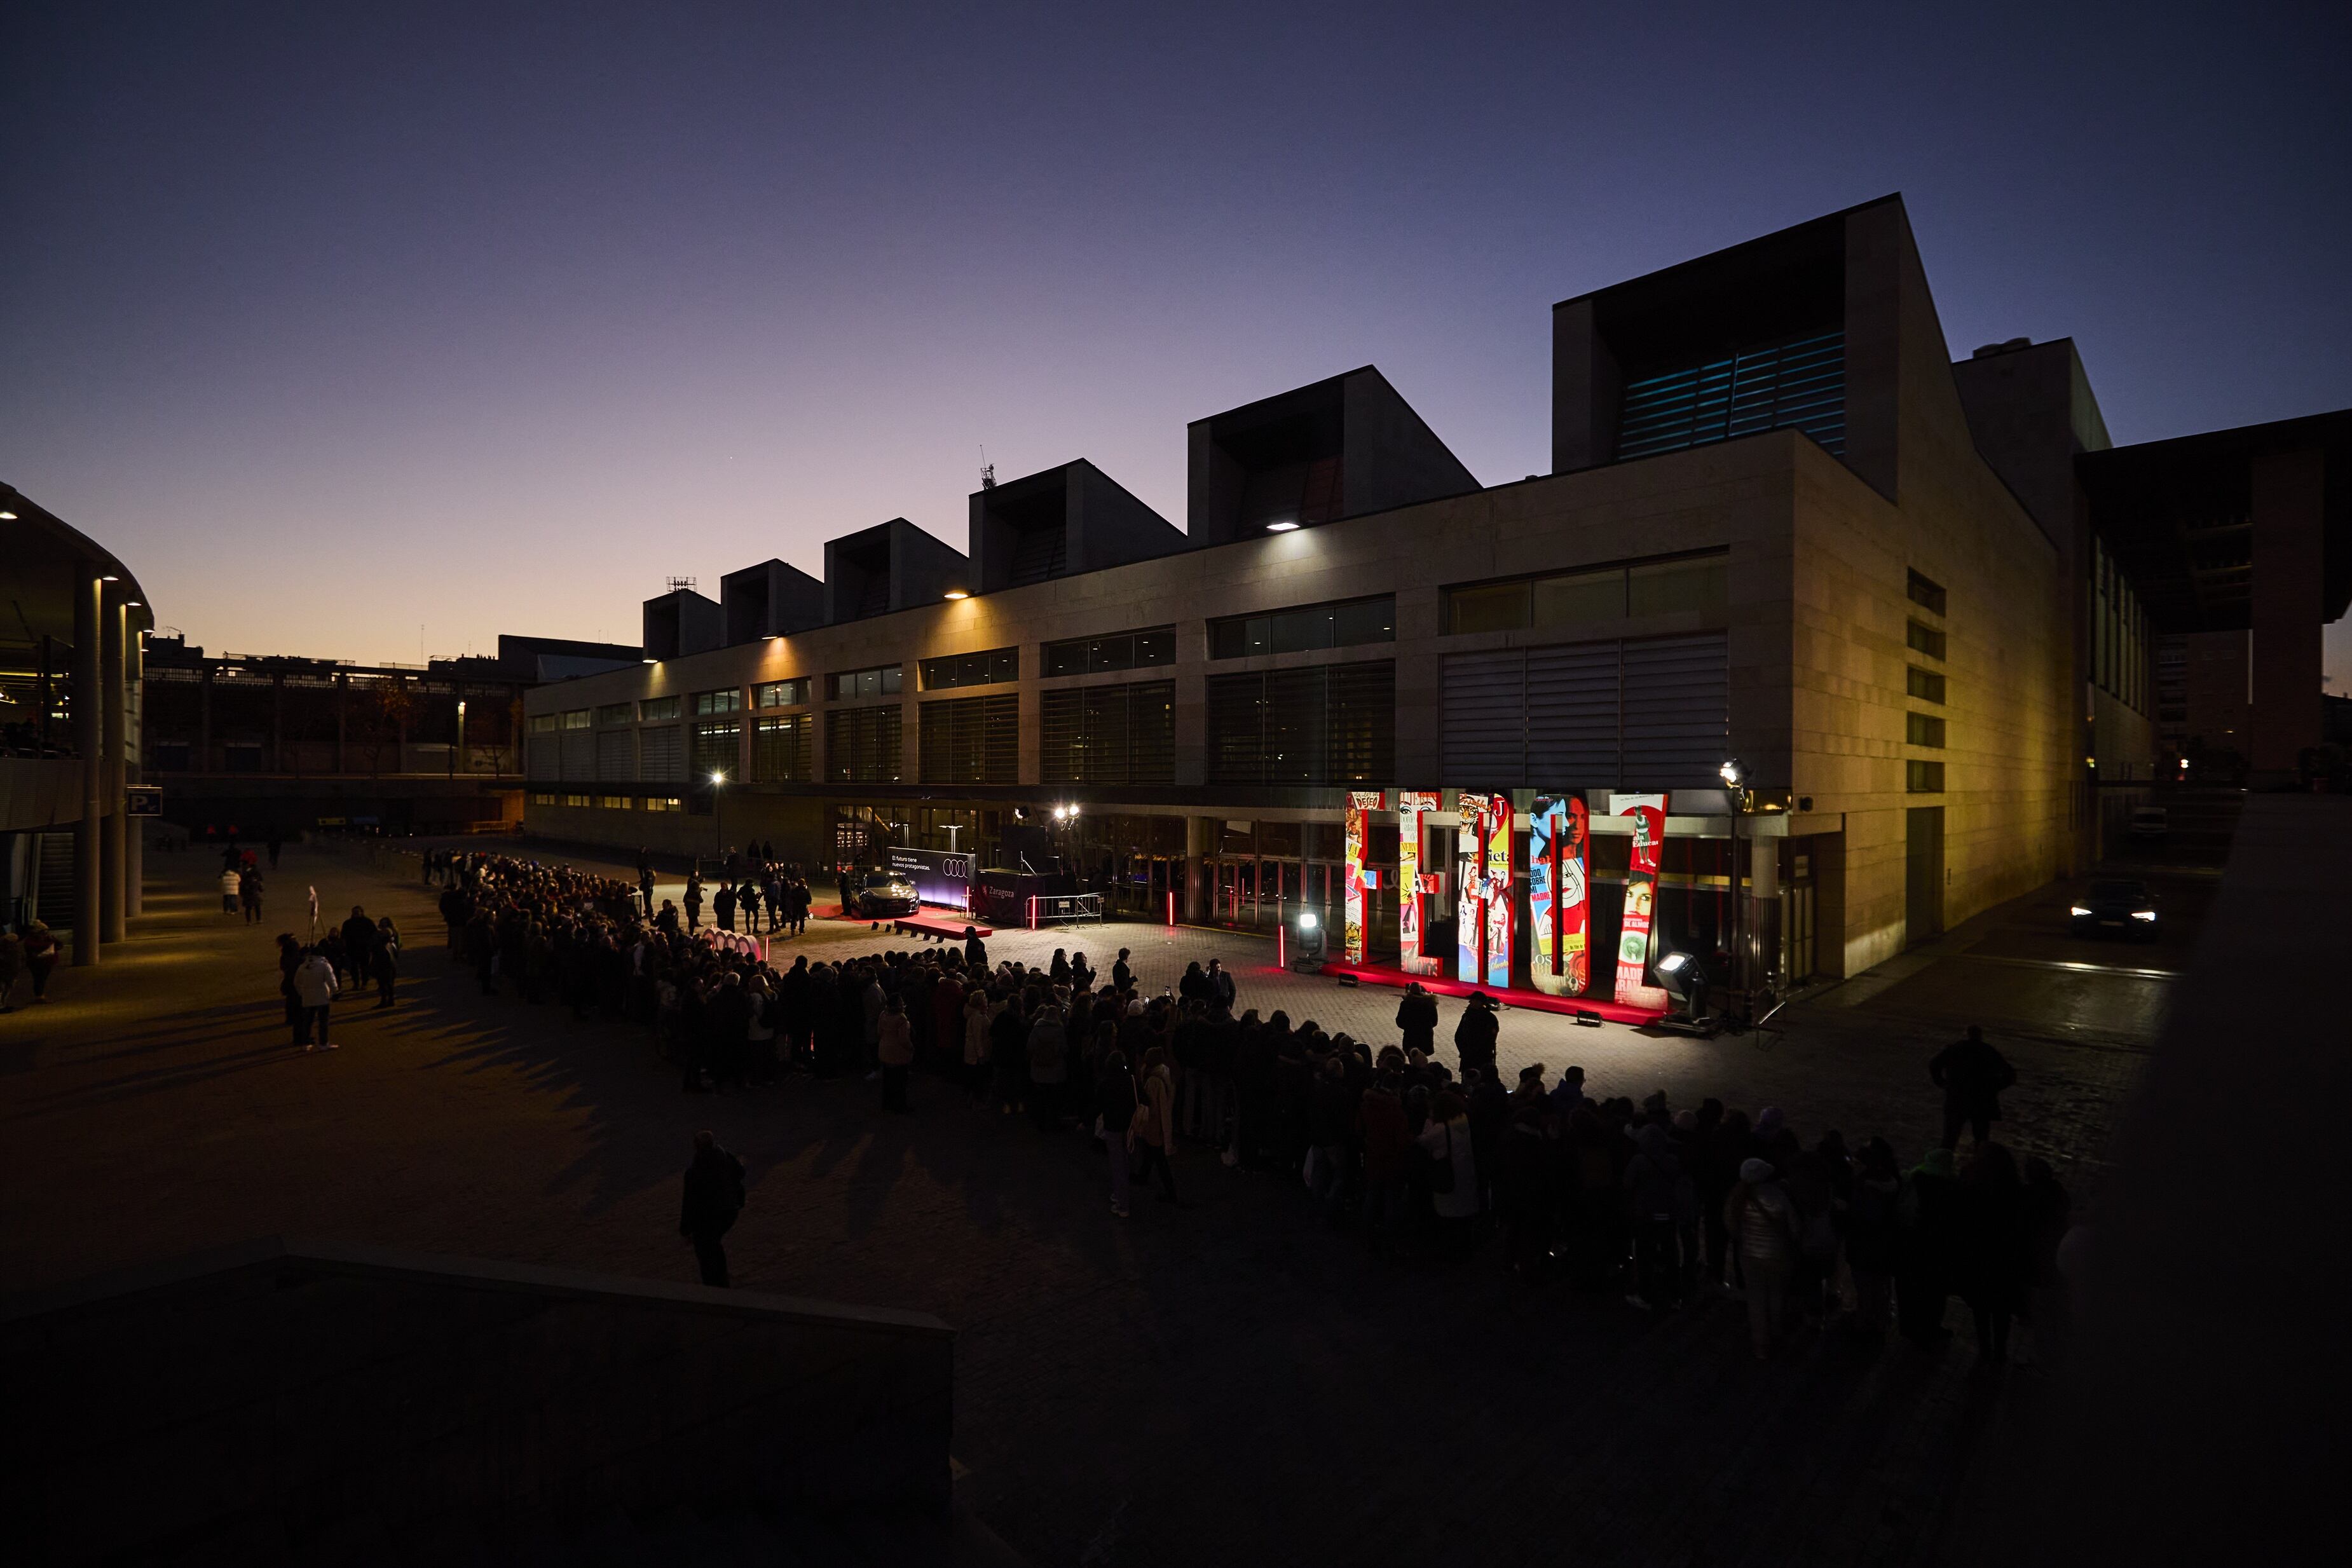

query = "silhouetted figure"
[
  {"left": 680, "top": 1131, "right": 746, "bottom": 1287},
  {"left": 1929, "top": 1025, "right": 2016, "bottom": 1149}
]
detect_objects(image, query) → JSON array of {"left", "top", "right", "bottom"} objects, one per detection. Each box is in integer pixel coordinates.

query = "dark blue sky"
[{"left": 4, "top": 2, "right": 2346, "bottom": 680}]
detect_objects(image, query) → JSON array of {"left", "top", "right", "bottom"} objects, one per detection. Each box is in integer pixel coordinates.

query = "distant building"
[{"left": 139, "top": 633, "right": 639, "bottom": 837}]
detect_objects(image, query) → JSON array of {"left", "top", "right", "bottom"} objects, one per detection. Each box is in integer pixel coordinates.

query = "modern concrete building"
[
  {"left": 1, "top": 484, "right": 154, "bottom": 961},
  {"left": 521, "top": 196, "right": 2347, "bottom": 996}
]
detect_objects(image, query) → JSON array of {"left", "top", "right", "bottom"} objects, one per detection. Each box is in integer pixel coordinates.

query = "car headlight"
[
  {"left": 2070, "top": 906, "right": 2091, "bottom": 918},
  {"left": 2131, "top": 910, "right": 2157, "bottom": 922}
]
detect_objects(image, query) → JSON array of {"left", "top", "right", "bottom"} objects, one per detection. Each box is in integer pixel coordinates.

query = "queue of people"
[{"left": 415, "top": 848, "right": 2068, "bottom": 1361}]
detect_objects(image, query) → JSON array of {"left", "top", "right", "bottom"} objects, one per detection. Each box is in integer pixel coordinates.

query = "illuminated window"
[
  {"left": 562, "top": 793, "right": 591, "bottom": 807},
  {"left": 1041, "top": 627, "right": 1177, "bottom": 676},
  {"left": 641, "top": 796, "right": 682, "bottom": 813},
  {"left": 596, "top": 794, "right": 632, "bottom": 810},
  {"left": 1208, "top": 596, "right": 1395, "bottom": 660},
  {"left": 755, "top": 678, "right": 811, "bottom": 708},
  {"left": 639, "top": 695, "right": 681, "bottom": 721},
  {"left": 826, "top": 664, "right": 903, "bottom": 700},
  {"left": 561, "top": 709, "right": 591, "bottom": 730},
  {"left": 528, "top": 714, "right": 557, "bottom": 735},
  {"left": 693, "top": 688, "right": 742, "bottom": 715},
  {"left": 531, "top": 792, "right": 556, "bottom": 806},
  {"left": 753, "top": 714, "right": 811, "bottom": 781},
  {"left": 920, "top": 647, "right": 1019, "bottom": 690}
]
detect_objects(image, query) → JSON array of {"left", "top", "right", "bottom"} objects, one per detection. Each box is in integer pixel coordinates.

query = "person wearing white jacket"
[{"left": 292, "top": 947, "right": 340, "bottom": 1051}]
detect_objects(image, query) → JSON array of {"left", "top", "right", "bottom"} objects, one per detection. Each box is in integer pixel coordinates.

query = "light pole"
[
  {"left": 710, "top": 771, "right": 727, "bottom": 862},
  {"left": 1719, "top": 758, "right": 1748, "bottom": 1006},
  {"left": 452, "top": 699, "right": 465, "bottom": 779}
]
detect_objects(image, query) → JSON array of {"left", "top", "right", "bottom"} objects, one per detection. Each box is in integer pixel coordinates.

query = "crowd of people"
[{"left": 371, "top": 848, "right": 2077, "bottom": 1362}]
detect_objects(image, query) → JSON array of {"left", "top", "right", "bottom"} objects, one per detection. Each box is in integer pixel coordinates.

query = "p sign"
[{"left": 125, "top": 786, "right": 163, "bottom": 817}]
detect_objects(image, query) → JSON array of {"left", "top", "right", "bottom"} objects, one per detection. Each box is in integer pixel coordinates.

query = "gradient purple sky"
[{"left": 4, "top": 3, "right": 2347, "bottom": 683}]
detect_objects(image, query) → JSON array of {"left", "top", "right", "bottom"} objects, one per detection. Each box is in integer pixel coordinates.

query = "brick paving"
[{"left": 0, "top": 840, "right": 2164, "bottom": 1567}]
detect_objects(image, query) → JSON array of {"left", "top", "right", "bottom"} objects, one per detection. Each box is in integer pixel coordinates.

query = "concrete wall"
[
  {"left": 0, "top": 1238, "right": 954, "bottom": 1563},
  {"left": 1340, "top": 369, "right": 1480, "bottom": 517}
]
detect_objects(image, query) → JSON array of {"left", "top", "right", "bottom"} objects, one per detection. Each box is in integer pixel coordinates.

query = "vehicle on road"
[
  {"left": 2129, "top": 804, "right": 2169, "bottom": 842},
  {"left": 2070, "top": 878, "right": 2160, "bottom": 940},
  {"left": 849, "top": 868, "right": 920, "bottom": 918}
]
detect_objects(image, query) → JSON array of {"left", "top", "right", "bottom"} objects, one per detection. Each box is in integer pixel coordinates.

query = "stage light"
[
  {"left": 1655, "top": 950, "right": 1710, "bottom": 1023},
  {"left": 1265, "top": 521, "right": 1299, "bottom": 533},
  {"left": 1718, "top": 758, "right": 1745, "bottom": 788},
  {"left": 1297, "top": 910, "right": 1318, "bottom": 931},
  {"left": 0, "top": 510, "right": 16, "bottom": 519}
]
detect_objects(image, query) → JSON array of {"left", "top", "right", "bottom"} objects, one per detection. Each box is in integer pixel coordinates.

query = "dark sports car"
[
  {"left": 849, "top": 869, "right": 919, "bottom": 918},
  {"left": 2068, "top": 878, "right": 2158, "bottom": 940}
]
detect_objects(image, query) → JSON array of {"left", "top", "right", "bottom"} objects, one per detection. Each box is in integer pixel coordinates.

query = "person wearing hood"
[
  {"left": 1626, "top": 1121, "right": 1692, "bottom": 1311},
  {"left": 1728, "top": 1156, "right": 1798, "bottom": 1358},
  {"left": 1453, "top": 992, "right": 1500, "bottom": 1083},
  {"left": 1897, "top": 1146, "right": 1962, "bottom": 1346}
]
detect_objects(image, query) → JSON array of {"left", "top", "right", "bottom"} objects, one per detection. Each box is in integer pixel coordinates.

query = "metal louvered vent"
[{"left": 1617, "top": 331, "right": 1845, "bottom": 460}]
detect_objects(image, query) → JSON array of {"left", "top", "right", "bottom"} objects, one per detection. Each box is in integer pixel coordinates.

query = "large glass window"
[
  {"left": 528, "top": 714, "right": 557, "bottom": 735},
  {"left": 693, "top": 688, "right": 742, "bottom": 715},
  {"left": 1615, "top": 329, "right": 1845, "bottom": 460},
  {"left": 1908, "top": 666, "right": 1946, "bottom": 704},
  {"left": 561, "top": 709, "right": 591, "bottom": 730},
  {"left": 920, "top": 647, "right": 1018, "bottom": 690},
  {"left": 595, "top": 703, "right": 632, "bottom": 726},
  {"left": 690, "top": 721, "right": 741, "bottom": 780},
  {"left": 1906, "top": 712, "right": 1946, "bottom": 748},
  {"left": 1041, "top": 627, "right": 1177, "bottom": 677},
  {"left": 1444, "top": 552, "right": 1729, "bottom": 634},
  {"left": 639, "top": 695, "right": 681, "bottom": 721},
  {"left": 826, "top": 664, "right": 903, "bottom": 701},
  {"left": 1042, "top": 680, "right": 1176, "bottom": 784},
  {"left": 755, "top": 678, "right": 812, "bottom": 709},
  {"left": 1204, "top": 661, "right": 1393, "bottom": 784},
  {"left": 919, "top": 694, "right": 1019, "bottom": 784},
  {"left": 753, "top": 714, "right": 812, "bottom": 782},
  {"left": 825, "top": 706, "right": 902, "bottom": 781},
  {"left": 1207, "top": 596, "right": 1395, "bottom": 660},
  {"left": 1906, "top": 760, "right": 1946, "bottom": 793}
]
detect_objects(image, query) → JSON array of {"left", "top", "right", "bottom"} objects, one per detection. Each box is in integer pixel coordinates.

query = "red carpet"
[
  {"left": 812, "top": 903, "right": 992, "bottom": 939},
  {"left": 1316, "top": 960, "right": 1671, "bottom": 1026}
]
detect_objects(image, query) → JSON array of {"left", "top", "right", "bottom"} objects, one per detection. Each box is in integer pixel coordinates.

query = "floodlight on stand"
[
  {"left": 1718, "top": 758, "right": 1746, "bottom": 789},
  {"left": 1655, "top": 950, "right": 1711, "bottom": 1026},
  {"left": 1290, "top": 906, "right": 1327, "bottom": 970}
]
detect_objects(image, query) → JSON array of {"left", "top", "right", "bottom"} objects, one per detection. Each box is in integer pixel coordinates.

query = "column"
[
  {"left": 2249, "top": 447, "right": 2325, "bottom": 783},
  {"left": 72, "top": 571, "right": 101, "bottom": 965},
  {"left": 127, "top": 622, "right": 145, "bottom": 917},
  {"left": 101, "top": 593, "right": 127, "bottom": 944}
]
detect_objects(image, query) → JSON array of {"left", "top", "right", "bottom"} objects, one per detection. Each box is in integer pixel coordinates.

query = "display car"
[
  {"left": 2068, "top": 877, "right": 2159, "bottom": 940},
  {"left": 849, "top": 868, "right": 920, "bottom": 918}
]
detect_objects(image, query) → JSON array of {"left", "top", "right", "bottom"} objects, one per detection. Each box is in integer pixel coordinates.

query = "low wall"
[{"left": 0, "top": 1237, "right": 954, "bottom": 1563}]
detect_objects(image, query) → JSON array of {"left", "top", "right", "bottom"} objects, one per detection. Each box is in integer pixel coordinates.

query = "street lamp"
[
  {"left": 1720, "top": 758, "right": 1749, "bottom": 1005},
  {"left": 453, "top": 699, "right": 465, "bottom": 778}
]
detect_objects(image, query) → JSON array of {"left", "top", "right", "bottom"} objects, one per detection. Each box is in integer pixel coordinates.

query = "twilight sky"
[{"left": 4, "top": 2, "right": 2348, "bottom": 684}]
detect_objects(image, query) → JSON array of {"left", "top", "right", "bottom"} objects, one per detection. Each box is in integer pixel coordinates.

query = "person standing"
[
  {"left": 714, "top": 880, "right": 737, "bottom": 934},
  {"left": 1929, "top": 1025, "right": 2016, "bottom": 1150},
  {"left": 683, "top": 875, "right": 704, "bottom": 931},
  {"left": 240, "top": 867, "right": 266, "bottom": 924},
  {"left": 877, "top": 994, "right": 915, "bottom": 1112},
  {"left": 373, "top": 917, "right": 402, "bottom": 1009},
  {"left": 1395, "top": 981, "right": 1438, "bottom": 1057},
  {"left": 679, "top": 1131, "right": 746, "bottom": 1287},
  {"left": 22, "top": 920, "right": 59, "bottom": 1002},
  {"left": 292, "top": 944, "right": 339, "bottom": 1051},
  {"left": 1453, "top": 992, "right": 1500, "bottom": 1084},
  {"left": 964, "top": 924, "right": 988, "bottom": 972},
  {"left": 1098, "top": 1047, "right": 1138, "bottom": 1217},
  {"left": 1728, "top": 1157, "right": 1798, "bottom": 1358},
  {"left": 1130, "top": 1046, "right": 1179, "bottom": 1203},
  {"left": 1418, "top": 1090, "right": 1480, "bottom": 1255},
  {"left": 639, "top": 866, "right": 657, "bottom": 919},
  {"left": 219, "top": 864, "right": 242, "bottom": 914},
  {"left": 1897, "top": 1147, "right": 1962, "bottom": 1346}
]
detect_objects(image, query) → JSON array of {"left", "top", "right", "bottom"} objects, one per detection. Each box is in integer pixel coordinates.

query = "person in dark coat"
[
  {"left": 1453, "top": 993, "right": 1500, "bottom": 1089},
  {"left": 1929, "top": 1025, "right": 2016, "bottom": 1150},
  {"left": 964, "top": 925, "right": 989, "bottom": 972},
  {"left": 1897, "top": 1146, "right": 1962, "bottom": 1346},
  {"left": 1395, "top": 983, "right": 1439, "bottom": 1057},
  {"left": 679, "top": 1131, "right": 746, "bottom": 1287},
  {"left": 1953, "top": 1142, "right": 2030, "bottom": 1362}
]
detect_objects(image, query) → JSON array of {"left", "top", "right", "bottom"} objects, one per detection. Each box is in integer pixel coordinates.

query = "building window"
[
  {"left": 1041, "top": 627, "right": 1177, "bottom": 677},
  {"left": 755, "top": 678, "right": 811, "bottom": 709},
  {"left": 561, "top": 709, "right": 591, "bottom": 730},
  {"left": 1906, "top": 760, "right": 1946, "bottom": 793},
  {"left": 826, "top": 705, "right": 902, "bottom": 782},
  {"left": 693, "top": 688, "right": 742, "bottom": 716},
  {"left": 1042, "top": 680, "right": 1175, "bottom": 784},
  {"left": 753, "top": 714, "right": 812, "bottom": 782},
  {"left": 1205, "top": 660, "right": 1393, "bottom": 784},
  {"left": 595, "top": 702, "right": 632, "bottom": 726},
  {"left": 1615, "top": 329, "right": 1845, "bottom": 460},
  {"left": 1208, "top": 596, "right": 1395, "bottom": 660},
  {"left": 641, "top": 796, "right": 681, "bottom": 813},
  {"left": 1906, "top": 620, "right": 1947, "bottom": 660},
  {"left": 1444, "top": 552, "right": 1728, "bottom": 634},
  {"left": 1907, "top": 569, "right": 1948, "bottom": 616},
  {"left": 826, "top": 664, "right": 903, "bottom": 701},
  {"left": 1907, "top": 666, "right": 1946, "bottom": 704},
  {"left": 639, "top": 695, "right": 681, "bottom": 721},
  {"left": 690, "top": 721, "right": 740, "bottom": 779},
  {"left": 1906, "top": 712, "right": 1946, "bottom": 748},
  {"left": 920, "top": 647, "right": 1019, "bottom": 691},
  {"left": 596, "top": 794, "right": 632, "bottom": 810},
  {"left": 919, "top": 693, "right": 1019, "bottom": 784},
  {"left": 528, "top": 714, "right": 558, "bottom": 735},
  {"left": 531, "top": 792, "right": 556, "bottom": 806},
  {"left": 562, "top": 793, "right": 591, "bottom": 807}
]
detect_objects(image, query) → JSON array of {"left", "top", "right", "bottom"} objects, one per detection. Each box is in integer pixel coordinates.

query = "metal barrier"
[{"left": 1023, "top": 892, "right": 1104, "bottom": 928}]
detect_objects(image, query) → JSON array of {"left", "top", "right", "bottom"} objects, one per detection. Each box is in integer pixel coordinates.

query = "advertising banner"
[
  {"left": 1482, "top": 794, "right": 1514, "bottom": 990},
  {"left": 1610, "top": 793, "right": 1671, "bottom": 1009},
  {"left": 1343, "top": 790, "right": 1383, "bottom": 965},
  {"left": 1528, "top": 794, "right": 1590, "bottom": 996},
  {"left": 1397, "top": 791, "right": 1441, "bottom": 975},
  {"left": 884, "top": 847, "right": 974, "bottom": 910}
]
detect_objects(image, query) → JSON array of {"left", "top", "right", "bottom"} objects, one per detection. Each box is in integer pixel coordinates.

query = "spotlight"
[
  {"left": 1265, "top": 521, "right": 1300, "bottom": 533},
  {"left": 1718, "top": 758, "right": 1745, "bottom": 789},
  {"left": 1655, "top": 951, "right": 1714, "bottom": 1033},
  {"left": 1290, "top": 907, "right": 1327, "bottom": 970}
]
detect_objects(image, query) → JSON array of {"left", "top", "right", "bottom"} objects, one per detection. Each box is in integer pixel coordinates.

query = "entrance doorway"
[{"left": 1905, "top": 806, "right": 1944, "bottom": 946}]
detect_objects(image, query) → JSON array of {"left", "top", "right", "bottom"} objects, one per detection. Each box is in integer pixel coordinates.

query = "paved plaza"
[{"left": 0, "top": 837, "right": 2180, "bottom": 1567}]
